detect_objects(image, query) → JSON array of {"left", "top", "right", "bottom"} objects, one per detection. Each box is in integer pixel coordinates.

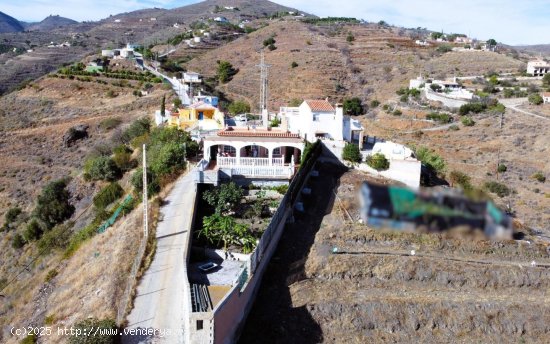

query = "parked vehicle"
[{"left": 198, "top": 262, "right": 218, "bottom": 272}]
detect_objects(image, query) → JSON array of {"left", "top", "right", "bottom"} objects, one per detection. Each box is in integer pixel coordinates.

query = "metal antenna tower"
[
  {"left": 256, "top": 50, "right": 271, "bottom": 112},
  {"left": 142, "top": 144, "right": 148, "bottom": 239}
]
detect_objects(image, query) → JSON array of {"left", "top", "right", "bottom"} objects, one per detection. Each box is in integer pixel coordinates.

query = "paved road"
[
  {"left": 124, "top": 173, "right": 196, "bottom": 344},
  {"left": 143, "top": 63, "right": 191, "bottom": 105}
]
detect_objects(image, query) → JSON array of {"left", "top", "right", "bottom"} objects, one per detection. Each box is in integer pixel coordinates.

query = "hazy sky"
[{"left": 1, "top": 0, "right": 549, "bottom": 45}]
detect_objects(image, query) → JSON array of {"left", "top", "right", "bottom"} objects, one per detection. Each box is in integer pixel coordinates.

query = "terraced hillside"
[
  {"left": 241, "top": 163, "right": 550, "bottom": 344},
  {"left": 185, "top": 19, "right": 525, "bottom": 110}
]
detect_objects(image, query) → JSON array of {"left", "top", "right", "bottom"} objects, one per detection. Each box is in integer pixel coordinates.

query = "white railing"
[
  {"left": 217, "top": 157, "right": 284, "bottom": 167},
  {"left": 231, "top": 166, "right": 292, "bottom": 178}
]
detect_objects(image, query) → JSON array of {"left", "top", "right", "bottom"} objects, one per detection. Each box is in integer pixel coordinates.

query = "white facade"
[
  {"left": 184, "top": 72, "right": 201, "bottom": 83},
  {"left": 543, "top": 93, "right": 550, "bottom": 104},
  {"left": 371, "top": 141, "right": 415, "bottom": 160},
  {"left": 154, "top": 110, "right": 171, "bottom": 126},
  {"left": 101, "top": 49, "right": 114, "bottom": 57},
  {"left": 527, "top": 59, "right": 550, "bottom": 77},
  {"left": 279, "top": 100, "right": 347, "bottom": 143}
]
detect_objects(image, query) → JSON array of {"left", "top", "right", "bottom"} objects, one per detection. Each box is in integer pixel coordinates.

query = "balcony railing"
[{"left": 217, "top": 157, "right": 284, "bottom": 167}]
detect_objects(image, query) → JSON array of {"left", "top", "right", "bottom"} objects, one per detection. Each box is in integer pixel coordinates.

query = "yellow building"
[{"left": 168, "top": 102, "right": 225, "bottom": 131}]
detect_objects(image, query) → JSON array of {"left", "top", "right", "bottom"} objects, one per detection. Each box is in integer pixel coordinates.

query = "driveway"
[
  {"left": 500, "top": 98, "right": 549, "bottom": 121},
  {"left": 123, "top": 172, "right": 196, "bottom": 343}
]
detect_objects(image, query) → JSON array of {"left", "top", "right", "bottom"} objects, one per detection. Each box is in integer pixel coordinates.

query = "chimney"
[{"left": 281, "top": 115, "right": 289, "bottom": 132}]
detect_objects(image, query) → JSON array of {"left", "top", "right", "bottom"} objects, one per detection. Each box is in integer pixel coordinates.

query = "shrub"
[
  {"left": 346, "top": 33, "right": 355, "bottom": 42},
  {"left": 414, "top": 147, "right": 446, "bottom": 174},
  {"left": 216, "top": 60, "right": 237, "bottom": 83},
  {"left": 12, "top": 233, "right": 26, "bottom": 249},
  {"left": 366, "top": 153, "right": 389, "bottom": 171},
  {"left": 449, "top": 170, "right": 472, "bottom": 190},
  {"left": 23, "top": 219, "right": 44, "bottom": 241},
  {"left": 484, "top": 181, "right": 511, "bottom": 197},
  {"left": 343, "top": 97, "right": 363, "bottom": 116},
  {"left": 20, "top": 334, "right": 37, "bottom": 344},
  {"left": 99, "top": 118, "right": 122, "bottom": 131},
  {"left": 228, "top": 100, "right": 250, "bottom": 115},
  {"left": 37, "top": 222, "right": 73, "bottom": 254},
  {"left": 459, "top": 102, "right": 486, "bottom": 115},
  {"left": 112, "top": 145, "right": 136, "bottom": 171},
  {"left": 448, "top": 124, "right": 460, "bottom": 131},
  {"left": 131, "top": 168, "right": 160, "bottom": 196},
  {"left": 45, "top": 269, "right": 58, "bottom": 282},
  {"left": 149, "top": 142, "right": 187, "bottom": 176},
  {"left": 426, "top": 112, "right": 452, "bottom": 123},
  {"left": 291, "top": 61, "right": 298, "bottom": 68},
  {"left": 198, "top": 214, "right": 254, "bottom": 252},
  {"left": 436, "top": 44, "right": 452, "bottom": 53},
  {"left": 121, "top": 117, "right": 151, "bottom": 143},
  {"left": 267, "top": 44, "right": 277, "bottom": 51},
  {"left": 528, "top": 93, "right": 543, "bottom": 105},
  {"left": 288, "top": 98, "right": 302, "bottom": 107},
  {"left": 69, "top": 318, "right": 117, "bottom": 344},
  {"left": 461, "top": 116, "right": 475, "bottom": 126},
  {"left": 370, "top": 100, "right": 380, "bottom": 108},
  {"left": 263, "top": 37, "right": 276, "bottom": 47},
  {"left": 93, "top": 183, "right": 124, "bottom": 209},
  {"left": 34, "top": 179, "right": 75, "bottom": 230},
  {"left": 342, "top": 143, "right": 362, "bottom": 163},
  {"left": 203, "top": 182, "right": 244, "bottom": 215},
  {"left": 497, "top": 164, "right": 507, "bottom": 173},
  {"left": 272, "top": 184, "right": 289, "bottom": 195},
  {"left": 85, "top": 156, "right": 121, "bottom": 181},
  {"left": 430, "top": 84, "right": 442, "bottom": 92},
  {"left": 393, "top": 109, "right": 403, "bottom": 116},
  {"left": 532, "top": 171, "right": 546, "bottom": 183},
  {"left": 6, "top": 207, "right": 22, "bottom": 223}
]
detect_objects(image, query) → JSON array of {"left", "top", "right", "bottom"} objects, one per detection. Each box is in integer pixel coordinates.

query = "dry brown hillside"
[{"left": 185, "top": 19, "right": 524, "bottom": 108}]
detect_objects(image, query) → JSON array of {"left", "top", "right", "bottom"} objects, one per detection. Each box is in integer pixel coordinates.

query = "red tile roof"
[
  {"left": 305, "top": 99, "right": 335, "bottom": 112},
  {"left": 217, "top": 127, "right": 300, "bottom": 138}
]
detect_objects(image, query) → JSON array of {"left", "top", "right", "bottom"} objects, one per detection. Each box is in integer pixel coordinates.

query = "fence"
[{"left": 98, "top": 195, "right": 133, "bottom": 233}]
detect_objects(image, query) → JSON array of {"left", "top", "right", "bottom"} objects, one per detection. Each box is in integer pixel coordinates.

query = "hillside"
[
  {"left": 241, "top": 165, "right": 550, "bottom": 343},
  {"left": 0, "top": 11, "right": 23, "bottom": 33},
  {"left": 27, "top": 15, "right": 79, "bottom": 31},
  {"left": 514, "top": 44, "right": 550, "bottom": 55}
]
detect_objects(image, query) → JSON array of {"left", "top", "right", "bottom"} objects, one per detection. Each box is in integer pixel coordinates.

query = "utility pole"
[
  {"left": 256, "top": 50, "right": 271, "bottom": 126},
  {"left": 142, "top": 144, "right": 148, "bottom": 239}
]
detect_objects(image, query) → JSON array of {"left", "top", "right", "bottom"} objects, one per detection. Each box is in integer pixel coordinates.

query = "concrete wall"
[{"left": 425, "top": 89, "right": 469, "bottom": 108}]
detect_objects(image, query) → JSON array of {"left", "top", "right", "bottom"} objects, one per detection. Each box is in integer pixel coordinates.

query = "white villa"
[
  {"left": 278, "top": 99, "right": 365, "bottom": 144},
  {"left": 197, "top": 99, "right": 365, "bottom": 181},
  {"left": 409, "top": 76, "right": 475, "bottom": 108},
  {"left": 527, "top": 59, "right": 550, "bottom": 77}
]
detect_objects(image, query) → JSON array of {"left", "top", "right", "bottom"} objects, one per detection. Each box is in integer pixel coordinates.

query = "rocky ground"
[{"left": 240, "top": 162, "right": 550, "bottom": 344}]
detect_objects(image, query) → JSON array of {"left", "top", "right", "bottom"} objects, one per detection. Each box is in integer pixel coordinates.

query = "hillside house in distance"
[
  {"left": 169, "top": 101, "right": 224, "bottom": 131},
  {"left": 543, "top": 92, "right": 550, "bottom": 104},
  {"left": 527, "top": 59, "right": 550, "bottom": 77},
  {"left": 410, "top": 76, "right": 475, "bottom": 108}
]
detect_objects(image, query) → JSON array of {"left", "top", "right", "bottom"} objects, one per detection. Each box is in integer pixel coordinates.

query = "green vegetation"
[
  {"left": 370, "top": 99, "right": 380, "bottom": 108},
  {"left": 528, "top": 93, "right": 543, "bottom": 105},
  {"left": 11, "top": 233, "right": 26, "bottom": 249},
  {"left": 436, "top": 44, "right": 453, "bottom": 53},
  {"left": 431, "top": 32, "right": 444, "bottom": 40},
  {"left": 291, "top": 61, "right": 298, "bottom": 68},
  {"left": 167, "top": 31, "right": 194, "bottom": 45},
  {"left": 112, "top": 145, "right": 137, "bottom": 172},
  {"left": 93, "top": 183, "right": 124, "bottom": 209},
  {"left": 300, "top": 140, "right": 320, "bottom": 165},
  {"left": 343, "top": 97, "right": 363, "bottom": 116},
  {"left": 228, "top": 100, "right": 250, "bottom": 115},
  {"left": 289, "top": 98, "right": 302, "bottom": 107},
  {"left": 34, "top": 179, "right": 75, "bottom": 230},
  {"left": 45, "top": 269, "right": 58, "bottom": 283},
  {"left": 303, "top": 17, "right": 359, "bottom": 25},
  {"left": 37, "top": 222, "right": 73, "bottom": 254},
  {"left": 199, "top": 214, "right": 255, "bottom": 253},
  {"left": 69, "top": 318, "right": 118, "bottom": 344},
  {"left": 2, "top": 207, "right": 23, "bottom": 232},
  {"left": 131, "top": 168, "right": 160, "bottom": 196},
  {"left": 366, "top": 153, "right": 389, "bottom": 171},
  {"left": 393, "top": 109, "right": 403, "bottom": 116},
  {"left": 84, "top": 156, "right": 121, "bottom": 181},
  {"left": 397, "top": 87, "right": 421, "bottom": 101},
  {"left": 23, "top": 219, "right": 43, "bottom": 242},
  {"left": 263, "top": 37, "right": 276, "bottom": 47},
  {"left": 459, "top": 102, "right": 486, "bottom": 115},
  {"left": 346, "top": 32, "right": 355, "bottom": 43},
  {"left": 484, "top": 181, "right": 511, "bottom": 197},
  {"left": 461, "top": 116, "right": 475, "bottom": 126},
  {"left": 342, "top": 143, "right": 362, "bottom": 163},
  {"left": 121, "top": 117, "right": 151, "bottom": 144},
  {"left": 449, "top": 171, "right": 472, "bottom": 190},
  {"left": 426, "top": 112, "right": 452, "bottom": 123},
  {"left": 20, "top": 334, "right": 37, "bottom": 344},
  {"left": 543, "top": 73, "right": 550, "bottom": 89},
  {"left": 414, "top": 146, "right": 446, "bottom": 175},
  {"left": 532, "top": 171, "right": 546, "bottom": 183},
  {"left": 216, "top": 60, "right": 237, "bottom": 83},
  {"left": 497, "top": 164, "right": 507, "bottom": 173},
  {"left": 270, "top": 117, "right": 281, "bottom": 127},
  {"left": 99, "top": 118, "right": 122, "bottom": 131},
  {"left": 203, "top": 182, "right": 244, "bottom": 215}
]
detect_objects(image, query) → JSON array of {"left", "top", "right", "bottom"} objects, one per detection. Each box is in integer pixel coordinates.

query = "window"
[
  {"left": 197, "top": 320, "right": 203, "bottom": 330},
  {"left": 198, "top": 111, "right": 204, "bottom": 120},
  {"left": 313, "top": 114, "right": 319, "bottom": 121},
  {"left": 222, "top": 145, "right": 236, "bottom": 155},
  {"left": 273, "top": 148, "right": 281, "bottom": 155}
]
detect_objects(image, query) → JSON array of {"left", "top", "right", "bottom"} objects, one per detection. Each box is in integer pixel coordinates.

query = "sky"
[{"left": 1, "top": 0, "right": 549, "bottom": 45}]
